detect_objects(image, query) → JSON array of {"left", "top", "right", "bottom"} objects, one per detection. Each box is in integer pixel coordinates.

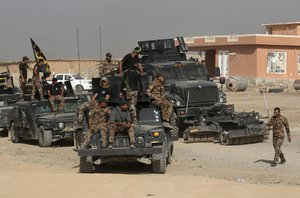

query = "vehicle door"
[{"left": 55, "top": 74, "right": 64, "bottom": 83}]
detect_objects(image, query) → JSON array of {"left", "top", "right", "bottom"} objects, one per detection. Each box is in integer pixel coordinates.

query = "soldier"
[
  {"left": 99, "top": 52, "right": 117, "bottom": 78},
  {"left": 146, "top": 73, "right": 173, "bottom": 128},
  {"left": 85, "top": 97, "right": 111, "bottom": 148},
  {"left": 19, "top": 56, "right": 32, "bottom": 93},
  {"left": 93, "top": 76, "right": 112, "bottom": 102},
  {"left": 267, "top": 107, "right": 291, "bottom": 166},
  {"left": 120, "top": 68, "right": 143, "bottom": 125},
  {"left": 118, "top": 47, "right": 144, "bottom": 76},
  {"left": 48, "top": 78, "right": 64, "bottom": 112},
  {"left": 31, "top": 59, "right": 44, "bottom": 100},
  {"left": 108, "top": 100, "right": 135, "bottom": 149}
]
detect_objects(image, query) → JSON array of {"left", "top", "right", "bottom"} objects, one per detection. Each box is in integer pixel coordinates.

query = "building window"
[
  {"left": 267, "top": 52, "right": 287, "bottom": 74},
  {"left": 298, "top": 53, "right": 300, "bottom": 73}
]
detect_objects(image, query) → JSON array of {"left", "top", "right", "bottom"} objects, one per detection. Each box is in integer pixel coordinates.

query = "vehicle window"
[
  {"left": 73, "top": 74, "right": 83, "bottom": 80},
  {"left": 33, "top": 103, "right": 52, "bottom": 114},
  {"left": 56, "top": 75, "right": 63, "bottom": 81},
  {"left": 160, "top": 67, "right": 183, "bottom": 79},
  {"left": 138, "top": 109, "right": 161, "bottom": 123},
  {"left": 180, "top": 65, "right": 205, "bottom": 78},
  {"left": 64, "top": 100, "right": 81, "bottom": 112},
  {"left": 65, "top": 75, "right": 72, "bottom": 81}
]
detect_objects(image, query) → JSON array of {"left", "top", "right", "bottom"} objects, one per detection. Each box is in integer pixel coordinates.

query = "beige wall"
[
  {"left": 256, "top": 47, "right": 299, "bottom": 79},
  {"left": 268, "top": 24, "right": 300, "bottom": 36}
]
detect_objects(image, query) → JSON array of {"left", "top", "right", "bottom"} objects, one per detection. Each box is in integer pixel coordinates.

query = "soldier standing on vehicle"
[
  {"left": 118, "top": 47, "right": 144, "bottom": 76},
  {"left": 48, "top": 78, "right": 64, "bottom": 112},
  {"left": 31, "top": 59, "right": 44, "bottom": 100},
  {"left": 99, "top": 52, "right": 117, "bottom": 77},
  {"left": 267, "top": 107, "right": 291, "bottom": 166},
  {"left": 146, "top": 73, "right": 173, "bottom": 128},
  {"left": 120, "top": 68, "right": 143, "bottom": 125},
  {"left": 108, "top": 100, "right": 135, "bottom": 149},
  {"left": 19, "top": 56, "right": 32, "bottom": 93},
  {"left": 86, "top": 97, "right": 111, "bottom": 148},
  {"left": 93, "top": 76, "right": 112, "bottom": 102}
]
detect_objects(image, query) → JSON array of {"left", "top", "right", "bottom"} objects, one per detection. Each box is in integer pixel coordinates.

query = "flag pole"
[
  {"left": 76, "top": 27, "right": 81, "bottom": 85},
  {"left": 99, "top": 25, "right": 102, "bottom": 62}
]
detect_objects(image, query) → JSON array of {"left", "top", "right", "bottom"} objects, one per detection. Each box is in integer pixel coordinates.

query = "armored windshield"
[
  {"left": 32, "top": 100, "right": 81, "bottom": 114},
  {"left": 138, "top": 108, "right": 161, "bottom": 124},
  {"left": 159, "top": 64, "right": 206, "bottom": 80}
]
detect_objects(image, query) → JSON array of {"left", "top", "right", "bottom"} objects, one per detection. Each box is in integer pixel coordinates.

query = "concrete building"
[{"left": 185, "top": 22, "right": 300, "bottom": 81}]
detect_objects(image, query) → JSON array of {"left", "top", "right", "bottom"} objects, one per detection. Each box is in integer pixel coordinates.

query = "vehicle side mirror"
[
  {"left": 70, "top": 78, "right": 74, "bottom": 81},
  {"left": 219, "top": 77, "right": 226, "bottom": 85},
  {"left": 170, "top": 83, "right": 176, "bottom": 94},
  {"left": 215, "top": 67, "right": 220, "bottom": 77}
]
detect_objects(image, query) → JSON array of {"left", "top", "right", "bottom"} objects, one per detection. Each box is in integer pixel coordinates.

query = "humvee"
[
  {"left": 8, "top": 81, "right": 83, "bottom": 147},
  {"left": 0, "top": 71, "right": 21, "bottom": 136},
  {"left": 77, "top": 76, "right": 178, "bottom": 174}
]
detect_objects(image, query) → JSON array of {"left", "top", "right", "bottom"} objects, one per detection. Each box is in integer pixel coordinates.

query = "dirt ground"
[{"left": 1, "top": 91, "right": 300, "bottom": 197}]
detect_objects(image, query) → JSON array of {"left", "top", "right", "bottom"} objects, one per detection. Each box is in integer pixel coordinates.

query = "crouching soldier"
[
  {"left": 108, "top": 100, "right": 135, "bottom": 149},
  {"left": 85, "top": 97, "right": 111, "bottom": 148},
  {"left": 146, "top": 73, "right": 173, "bottom": 128},
  {"left": 48, "top": 78, "right": 64, "bottom": 112}
]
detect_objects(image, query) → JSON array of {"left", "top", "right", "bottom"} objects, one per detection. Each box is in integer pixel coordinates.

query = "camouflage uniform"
[
  {"left": 77, "top": 101, "right": 97, "bottom": 123},
  {"left": 267, "top": 115, "right": 290, "bottom": 162},
  {"left": 49, "top": 95, "right": 64, "bottom": 111},
  {"left": 99, "top": 59, "right": 117, "bottom": 78},
  {"left": 146, "top": 80, "right": 173, "bottom": 122},
  {"left": 126, "top": 91, "right": 138, "bottom": 125},
  {"left": 32, "top": 64, "right": 43, "bottom": 100},
  {"left": 85, "top": 105, "right": 111, "bottom": 147}
]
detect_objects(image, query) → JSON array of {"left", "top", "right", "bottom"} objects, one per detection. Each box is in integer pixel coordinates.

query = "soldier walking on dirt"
[
  {"left": 267, "top": 107, "right": 291, "bottom": 166},
  {"left": 85, "top": 97, "right": 111, "bottom": 148},
  {"left": 99, "top": 52, "right": 117, "bottom": 78},
  {"left": 146, "top": 73, "right": 173, "bottom": 128},
  {"left": 31, "top": 59, "right": 44, "bottom": 100},
  {"left": 48, "top": 78, "right": 64, "bottom": 112},
  {"left": 108, "top": 100, "right": 135, "bottom": 149},
  {"left": 19, "top": 56, "right": 32, "bottom": 93}
]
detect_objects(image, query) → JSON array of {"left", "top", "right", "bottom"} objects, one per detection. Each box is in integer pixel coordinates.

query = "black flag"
[{"left": 30, "top": 38, "right": 51, "bottom": 78}]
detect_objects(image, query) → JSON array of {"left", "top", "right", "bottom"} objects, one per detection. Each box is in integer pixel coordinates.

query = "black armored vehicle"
[
  {"left": 8, "top": 82, "right": 82, "bottom": 147},
  {"left": 0, "top": 71, "right": 21, "bottom": 136},
  {"left": 137, "top": 37, "right": 266, "bottom": 144},
  {"left": 77, "top": 76, "right": 178, "bottom": 174}
]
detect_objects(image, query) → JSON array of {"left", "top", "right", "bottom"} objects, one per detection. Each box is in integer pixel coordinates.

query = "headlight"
[
  {"left": 153, "top": 131, "right": 160, "bottom": 137},
  {"left": 255, "top": 115, "right": 259, "bottom": 120},
  {"left": 176, "top": 100, "right": 182, "bottom": 106},
  {"left": 136, "top": 136, "right": 144, "bottom": 144},
  {"left": 58, "top": 122, "right": 64, "bottom": 129}
]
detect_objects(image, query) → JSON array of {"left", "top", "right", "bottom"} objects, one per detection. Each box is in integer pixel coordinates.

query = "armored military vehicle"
[
  {"left": 137, "top": 37, "right": 266, "bottom": 144},
  {"left": 8, "top": 81, "right": 83, "bottom": 147},
  {"left": 77, "top": 76, "right": 178, "bottom": 174},
  {"left": 0, "top": 71, "right": 21, "bottom": 136}
]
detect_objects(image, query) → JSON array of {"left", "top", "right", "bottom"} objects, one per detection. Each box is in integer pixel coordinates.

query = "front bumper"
[{"left": 78, "top": 147, "right": 162, "bottom": 157}]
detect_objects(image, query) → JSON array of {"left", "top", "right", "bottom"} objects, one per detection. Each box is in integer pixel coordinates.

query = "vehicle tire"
[
  {"left": 10, "top": 122, "right": 20, "bottom": 143},
  {"left": 38, "top": 126, "right": 52, "bottom": 147},
  {"left": 152, "top": 146, "right": 166, "bottom": 174},
  {"left": 75, "top": 85, "right": 84, "bottom": 92},
  {"left": 79, "top": 156, "right": 95, "bottom": 173},
  {"left": 169, "top": 113, "right": 178, "bottom": 141},
  {"left": 220, "top": 132, "right": 232, "bottom": 145}
]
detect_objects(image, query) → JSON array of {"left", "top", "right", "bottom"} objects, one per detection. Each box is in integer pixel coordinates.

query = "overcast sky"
[{"left": 0, "top": 0, "right": 300, "bottom": 61}]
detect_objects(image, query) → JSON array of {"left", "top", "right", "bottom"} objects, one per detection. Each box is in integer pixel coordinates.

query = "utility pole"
[
  {"left": 76, "top": 26, "right": 81, "bottom": 84},
  {"left": 99, "top": 25, "right": 102, "bottom": 62}
]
